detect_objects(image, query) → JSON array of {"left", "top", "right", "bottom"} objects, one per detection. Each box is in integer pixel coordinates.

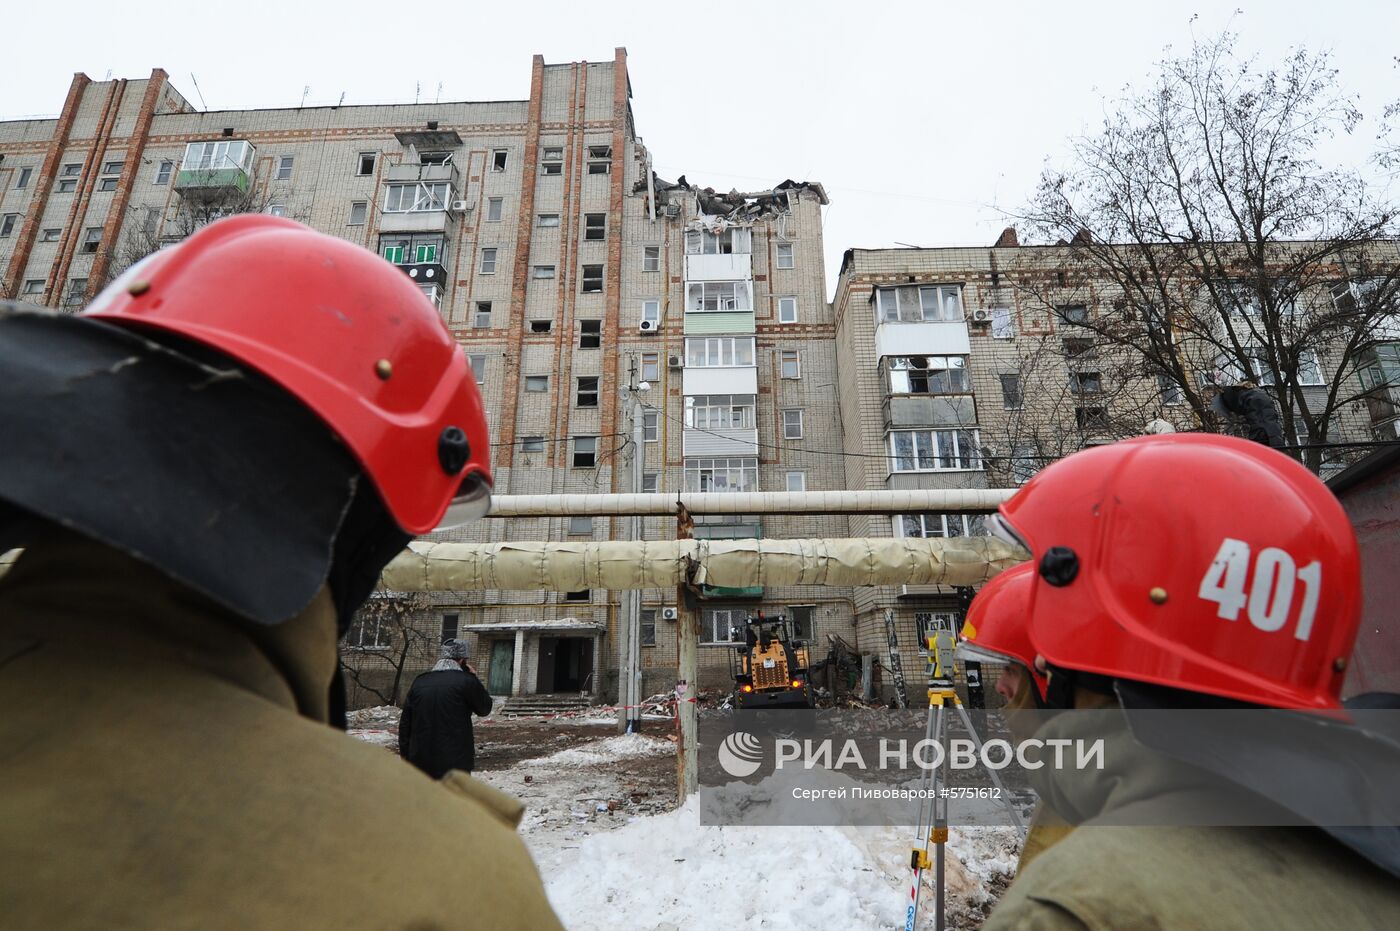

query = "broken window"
[
  {"left": 529, "top": 320, "right": 552, "bottom": 334},
  {"left": 579, "top": 319, "right": 601, "bottom": 349},
  {"left": 685, "top": 227, "right": 752, "bottom": 255},
  {"left": 492, "top": 149, "right": 508, "bottom": 172},
  {"left": 15, "top": 167, "right": 33, "bottom": 189},
  {"left": 1075, "top": 407, "right": 1110, "bottom": 432},
  {"left": 584, "top": 213, "right": 606, "bottom": 241},
  {"left": 1062, "top": 337, "right": 1095, "bottom": 359},
  {"left": 0, "top": 214, "right": 15, "bottom": 238},
  {"left": 1070, "top": 371, "right": 1103, "bottom": 395},
  {"left": 541, "top": 146, "right": 563, "bottom": 175},
  {"left": 991, "top": 307, "right": 1014, "bottom": 338},
  {"left": 999, "top": 374, "right": 1023, "bottom": 410},
  {"left": 65, "top": 278, "right": 88, "bottom": 307},
  {"left": 81, "top": 227, "right": 102, "bottom": 254},
  {"left": 572, "top": 436, "right": 597, "bottom": 468},
  {"left": 576, "top": 376, "right": 599, "bottom": 407},
  {"left": 887, "top": 356, "right": 968, "bottom": 394},
  {"left": 357, "top": 152, "right": 376, "bottom": 175},
  {"left": 1057, "top": 304, "right": 1089, "bottom": 325},
  {"left": 643, "top": 246, "right": 660, "bottom": 272},
  {"left": 474, "top": 301, "right": 492, "bottom": 328},
  {"left": 888, "top": 430, "right": 982, "bottom": 471},
  {"left": 581, "top": 264, "right": 603, "bottom": 293},
  {"left": 1157, "top": 374, "right": 1184, "bottom": 405},
  {"left": 565, "top": 589, "right": 591, "bottom": 602},
  {"left": 384, "top": 182, "right": 450, "bottom": 212},
  {"left": 587, "top": 145, "right": 611, "bottom": 174},
  {"left": 22, "top": 279, "right": 45, "bottom": 295}
]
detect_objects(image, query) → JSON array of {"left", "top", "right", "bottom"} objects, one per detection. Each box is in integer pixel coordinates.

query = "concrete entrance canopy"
[{"left": 468, "top": 618, "right": 606, "bottom": 696}]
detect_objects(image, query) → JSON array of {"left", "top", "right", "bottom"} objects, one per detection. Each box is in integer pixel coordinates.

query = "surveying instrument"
[{"left": 905, "top": 618, "right": 1024, "bottom": 931}]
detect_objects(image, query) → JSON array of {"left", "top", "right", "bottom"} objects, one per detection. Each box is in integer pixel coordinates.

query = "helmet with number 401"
[{"left": 983, "top": 434, "right": 1360, "bottom": 710}]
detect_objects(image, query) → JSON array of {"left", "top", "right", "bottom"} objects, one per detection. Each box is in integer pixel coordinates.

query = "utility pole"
[
  {"left": 618, "top": 364, "right": 649, "bottom": 733},
  {"left": 675, "top": 504, "right": 698, "bottom": 799}
]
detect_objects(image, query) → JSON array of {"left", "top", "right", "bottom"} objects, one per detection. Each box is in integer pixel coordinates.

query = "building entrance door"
[{"left": 488, "top": 639, "right": 514, "bottom": 695}]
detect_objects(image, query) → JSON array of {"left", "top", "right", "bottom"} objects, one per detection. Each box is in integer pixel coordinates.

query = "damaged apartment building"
[{"left": 0, "top": 51, "right": 847, "bottom": 707}]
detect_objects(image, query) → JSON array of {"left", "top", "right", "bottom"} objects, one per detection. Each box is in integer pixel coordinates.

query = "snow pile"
[
  {"left": 546, "top": 734, "right": 674, "bottom": 766},
  {"left": 542, "top": 797, "right": 907, "bottom": 931}
]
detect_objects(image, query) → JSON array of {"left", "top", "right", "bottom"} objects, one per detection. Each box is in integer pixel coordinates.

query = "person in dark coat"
[
  {"left": 1212, "top": 381, "right": 1285, "bottom": 448},
  {"left": 399, "top": 639, "right": 494, "bottom": 778}
]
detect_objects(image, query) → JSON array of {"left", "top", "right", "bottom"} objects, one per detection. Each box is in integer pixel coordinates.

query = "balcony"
[
  {"left": 684, "top": 310, "right": 755, "bottom": 335},
  {"left": 685, "top": 252, "right": 752, "bottom": 282},
  {"left": 683, "top": 366, "right": 758, "bottom": 396},
  {"left": 700, "top": 584, "right": 764, "bottom": 600},
  {"left": 683, "top": 427, "right": 759, "bottom": 457},
  {"left": 175, "top": 140, "right": 254, "bottom": 199},
  {"left": 1364, "top": 386, "right": 1400, "bottom": 439},
  {"left": 380, "top": 163, "right": 460, "bottom": 233},
  {"left": 883, "top": 394, "right": 977, "bottom": 430},
  {"left": 875, "top": 321, "right": 970, "bottom": 359}
]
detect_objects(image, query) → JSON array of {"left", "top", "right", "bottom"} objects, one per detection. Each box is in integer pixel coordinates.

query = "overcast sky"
[{"left": 5, "top": 1, "right": 1397, "bottom": 298}]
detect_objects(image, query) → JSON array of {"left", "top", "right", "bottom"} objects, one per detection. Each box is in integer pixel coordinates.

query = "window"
[
  {"left": 897, "top": 513, "right": 988, "bottom": 538},
  {"left": 537, "top": 213, "right": 560, "bottom": 227},
  {"left": 887, "top": 356, "right": 968, "bottom": 394},
  {"left": 529, "top": 320, "right": 552, "bottom": 334},
  {"left": 780, "top": 350, "right": 801, "bottom": 379},
  {"left": 1331, "top": 277, "right": 1385, "bottom": 315},
  {"left": 775, "top": 243, "right": 794, "bottom": 269},
  {"left": 345, "top": 613, "right": 391, "bottom": 649},
  {"left": 991, "top": 307, "right": 1014, "bottom": 339},
  {"left": 684, "top": 337, "right": 756, "bottom": 368},
  {"left": 492, "top": 150, "right": 508, "bottom": 172},
  {"left": 1225, "top": 346, "right": 1324, "bottom": 387},
  {"left": 487, "top": 197, "right": 503, "bottom": 222},
  {"left": 98, "top": 177, "right": 118, "bottom": 192},
  {"left": 1220, "top": 280, "right": 1294, "bottom": 317},
  {"left": 579, "top": 319, "right": 601, "bottom": 349},
  {"left": 382, "top": 242, "right": 406, "bottom": 264},
  {"left": 525, "top": 375, "right": 549, "bottom": 392},
  {"left": 64, "top": 278, "right": 87, "bottom": 307},
  {"left": 587, "top": 145, "right": 611, "bottom": 174},
  {"left": 641, "top": 352, "right": 660, "bottom": 382},
  {"left": 887, "top": 429, "right": 983, "bottom": 471},
  {"left": 685, "top": 395, "right": 756, "bottom": 430},
  {"left": 686, "top": 280, "right": 751, "bottom": 312},
  {"left": 684, "top": 458, "right": 758, "bottom": 493},
  {"left": 785, "top": 471, "right": 806, "bottom": 492},
  {"left": 468, "top": 354, "right": 487, "bottom": 385},
  {"left": 643, "top": 411, "right": 659, "bottom": 442},
  {"left": 142, "top": 207, "right": 160, "bottom": 236},
  {"left": 781, "top": 409, "right": 804, "bottom": 439},
  {"left": 643, "top": 246, "right": 660, "bottom": 272},
  {"left": 875, "top": 285, "right": 963, "bottom": 323},
  {"left": 521, "top": 436, "right": 546, "bottom": 453},
  {"left": 533, "top": 265, "right": 556, "bottom": 279},
  {"left": 57, "top": 179, "right": 77, "bottom": 193},
  {"left": 1158, "top": 374, "right": 1184, "bottom": 405},
  {"left": 1075, "top": 407, "right": 1110, "bottom": 432},
  {"left": 16, "top": 167, "right": 32, "bottom": 189},
  {"left": 572, "top": 436, "right": 597, "bottom": 468},
  {"left": 581, "top": 264, "right": 603, "bottom": 293},
  {"left": 541, "top": 147, "right": 563, "bottom": 175},
  {"left": 584, "top": 213, "right": 605, "bottom": 241},
  {"left": 916, "top": 613, "right": 960, "bottom": 653},
  {"left": 0, "top": 214, "right": 16, "bottom": 237},
  {"left": 642, "top": 471, "right": 659, "bottom": 493},
  {"left": 61, "top": 163, "right": 81, "bottom": 177},
  {"left": 81, "top": 227, "right": 102, "bottom": 254},
  {"left": 266, "top": 204, "right": 286, "bottom": 217},
  {"left": 576, "top": 376, "right": 599, "bottom": 407},
  {"left": 1358, "top": 343, "right": 1400, "bottom": 392},
  {"left": 703, "top": 607, "right": 747, "bottom": 644},
  {"left": 787, "top": 606, "right": 814, "bottom": 641},
  {"left": 151, "top": 159, "right": 174, "bottom": 185},
  {"left": 778, "top": 297, "right": 798, "bottom": 324},
  {"left": 418, "top": 151, "right": 451, "bottom": 166},
  {"left": 568, "top": 516, "right": 593, "bottom": 535},
  {"left": 22, "top": 279, "right": 44, "bottom": 295},
  {"left": 473, "top": 302, "right": 492, "bottom": 328},
  {"left": 441, "top": 613, "right": 459, "bottom": 642},
  {"left": 1011, "top": 445, "right": 1039, "bottom": 484},
  {"left": 641, "top": 300, "right": 661, "bottom": 327},
  {"left": 999, "top": 374, "right": 1023, "bottom": 410},
  {"left": 565, "top": 589, "right": 590, "bottom": 602},
  {"left": 1070, "top": 371, "right": 1103, "bottom": 395},
  {"left": 40, "top": 228, "right": 60, "bottom": 242},
  {"left": 1062, "top": 337, "right": 1095, "bottom": 359},
  {"left": 348, "top": 201, "right": 367, "bottom": 225},
  {"left": 1057, "top": 304, "right": 1089, "bottom": 325},
  {"left": 383, "top": 182, "right": 450, "bottom": 213},
  {"left": 275, "top": 156, "right": 294, "bottom": 180},
  {"left": 685, "top": 228, "right": 752, "bottom": 255},
  {"left": 181, "top": 140, "right": 252, "bottom": 173},
  {"left": 480, "top": 248, "right": 497, "bottom": 274},
  {"left": 640, "top": 610, "right": 657, "bottom": 648},
  {"left": 357, "top": 152, "right": 377, "bottom": 175}
]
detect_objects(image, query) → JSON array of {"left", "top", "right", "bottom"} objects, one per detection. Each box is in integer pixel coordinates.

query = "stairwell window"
[
  {"left": 642, "top": 300, "right": 661, "bottom": 327},
  {"left": 537, "top": 213, "right": 560, "bottom": 227},
  {"left": 579, "top": 319, "right": 601, "bottom": 349},
  {"left": 581, "top": 264, "right": 603, "bottom": 293},
  {"left": 640, "top": 610, "right": 657, "bottom": 647},
  {"left": 0, "top": 214, "right": 17, "bottom": 237},
  {"left": 487, "top": 198, "right": 503, "bottom": 222},
  {"left": 778, "top": 297, "right": 798, "bottom": 324},
  {"left": 521, "top": 436, "right": 546, "bottom": 452},
  {"left": 348, "top": 201, "right": 367, "bottom": 225},
  {"left": 22, "top": 279, "right": 45, "bottom": 295},
  {"left": 999, "top": 374, "right": 1023, "bottom": 410},
  {"left": 276, "top": 156, "right": 294, "bottom": 181},
  {"left": 991, "top": 307, "right": 1014, "bottom": 339},
  {"left": 785, "top": 471, "right": 806, "bottom": 492},
  {"left": 533, "top": 265, "right": 555, "bottom": 279},
  {"left": 468, "top": 354, "right": 487, "bottom": 385},
  {"left": 568, "top": 516, "right": 593, "bottom": 535},
  {"left": 525, "top": 375, "right": 549, "bottom": 392},
  {"left": 541, "top": 147, "right": 563, "bottom": 175},
  {"left": 641, "top": 352, "right": 660, "bottom": 382},
  {"left": 81, "top": 228, "right": 102, "bottom": 254},
  {"left": 644, "top": 411, "right": 659, "bottom": 442},
  {"left": 781, "top": 409, "right": 804, "bottom": 439},
  {"left": 474, "top": 302, "right": 492, "bottom": 328},
  {"left": 643, "top": 246, "right": 660, "bottom": 272},
  {"left": 576, "top": 377, "right": 599, "bottom": 408},
  {"left": 572, "top": 436, "right": 597, "bottom": 468},
  {"left": 15, "top": 167, "right": 33, "bottom": 189},
  {"left": 780, "top": 350, "right": 801, "bottom": 379},
  {"left": 775, "top": 243, "right": 794, "bottom": 269},
  {"left": 492, "top": 150, "right": 508, "bottom": 172},
  {"left": 357, "top": 152, "right": 377, "bottom": 176},
  {"left": 584, "top": 213, "right": 606, "bottom": 241}
]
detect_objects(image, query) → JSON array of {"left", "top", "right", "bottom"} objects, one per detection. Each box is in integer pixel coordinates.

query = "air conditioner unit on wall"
[
  {"left": 451, "top": 199, "right": 470, "bottom": 212},
  {"left": 661, "top": 607, "right": 679, "bottom": 621},
  {"left": 970, "top": 308, "right": 993, "bottom": 323},
  {"left": 667, "top": 354, "right": 684, "bottom": 369},
  {"left": 639, "top": 319, "right": 660, "bottom": 333}
]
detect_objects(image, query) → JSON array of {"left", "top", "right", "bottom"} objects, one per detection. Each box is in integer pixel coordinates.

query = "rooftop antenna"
[
  {"left": 189, "top": 73, "right": 209, "bottom": 112},
  {"left": 435, "top": 81, "right": 443, "bottom": 103},
  {"left": 104, "top": 69, "right": 112, "bottom": 81},
  {"left": 415, "top": 82, "right": 421, "bottom": 104},
  {"left": 337, "top": 91, "right": 346, "bottom": 107},
  {"left": 300, "top": 85, "right": 311, "bottom": 108}
]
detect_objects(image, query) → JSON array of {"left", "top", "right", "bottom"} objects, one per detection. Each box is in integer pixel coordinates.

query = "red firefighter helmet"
[
  {"left": 986, "top": 434, "right": 1359, "bottom": 711},
  {"left": 85, "top": 215, "right": 490, "bottom": 534},
  {"left": 956, "top": 563, "right": 1048, "bottom": 699}
]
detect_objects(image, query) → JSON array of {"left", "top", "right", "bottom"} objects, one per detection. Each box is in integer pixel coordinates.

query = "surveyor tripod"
[{"left": 905, "top": 628, "right": 1024, "bottom": 931}]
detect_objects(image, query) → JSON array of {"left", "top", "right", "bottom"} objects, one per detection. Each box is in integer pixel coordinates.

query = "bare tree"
[
  {"left": 339, "top": 591, "right": 436, "bottom": 708},
  {"left": 1016, "top": 30, "right": 1400, "bottom": 472}
]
